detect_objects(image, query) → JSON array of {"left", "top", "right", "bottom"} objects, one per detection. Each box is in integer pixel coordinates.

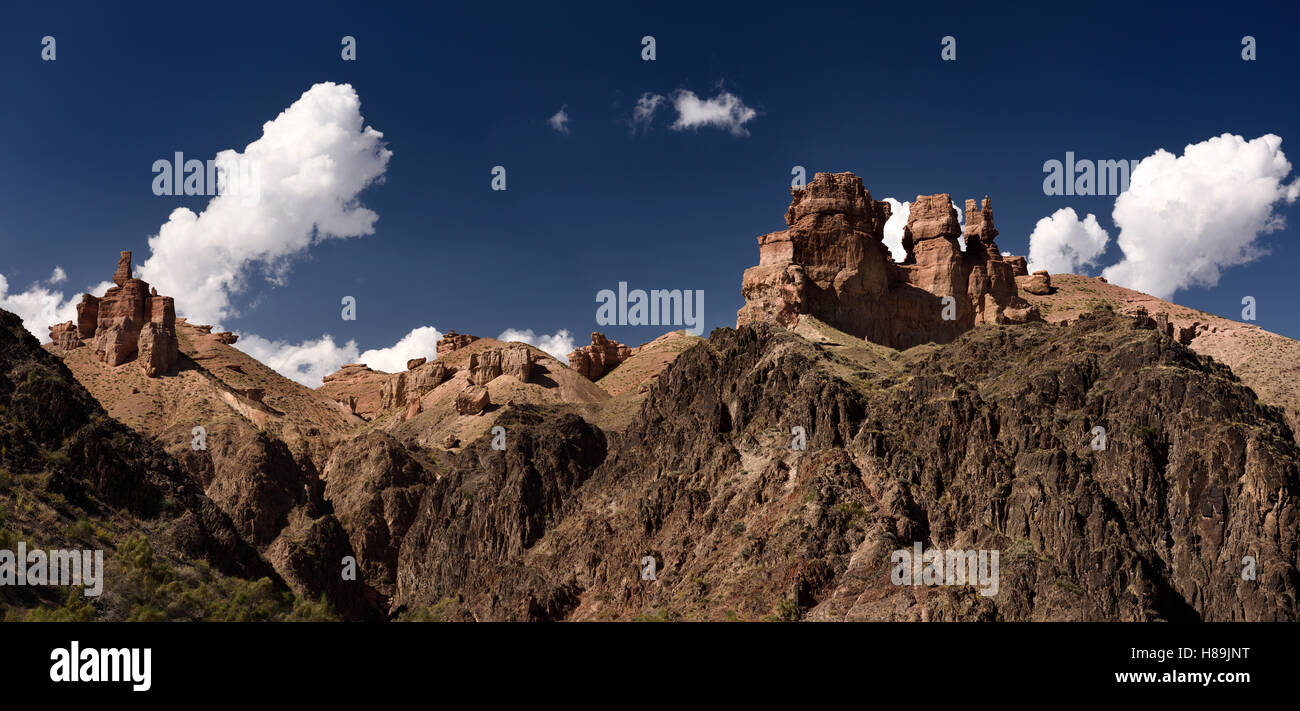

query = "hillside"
[{"left": 1020, "top": 273, "right": 1300, "bottom": 439}]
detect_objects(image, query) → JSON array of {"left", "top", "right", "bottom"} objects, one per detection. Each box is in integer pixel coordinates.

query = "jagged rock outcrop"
[
  {"left": 469, "top": 344, "right": 535, "bottom": 386},
  {"left": 737, "top": 172, "right": 1041, "bottom": 349},
  {"left": 380, "top": 361, "right": 451, "bottom": 411},
  {"left": 321, "top": 431, "right": 435, "bottom": 600},
  {"left": 48, "top": 321, "right": 82, "bottom": 350},
  {"left": 437, "top": 330, "right": 479, "bottom": 356},
  {"left": 1005, "top": 255, "right": 1029, "bottom": 277},
  {"left": 214, "top": 331, "right": 238, "bottom": 345},
  {"left": 75, "top": 294, "right": 99, "bottom": 338},
  {"left": 60, "top": 251, "right": 180, "bottom": 377},
  {"left": 397, "top": 405, "right": 608, "bottom": 619},
  {"left": 568, "top": 332, "right": 633, "bottom": 380}
]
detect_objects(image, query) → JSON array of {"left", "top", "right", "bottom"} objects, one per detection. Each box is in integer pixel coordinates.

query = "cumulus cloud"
[
  {"left": 630, "top": 93, "right": 664, "bottom": 134},
  {"left": 669, "top": 89, "right": 756, "bottom": 137},
  {"left": 497, "top": 328, "right": 575, "bottom": 360},
  {"left": 1, "top": 81, "right": 396, "bottom": 377},
  {"left": 1027, "top": 208, "right": 1110, "bottom": 275},
  {"left": 1100, "top": 133, "right": 1299, "bottom": 299},
  {"left": 235, "top": 325, "right": 443, "bottom": 388},
  {"left": 235, "top": 332, "right": 359, "bottom": 388},
  {"left": 548, "top": 105, "right": 570, "bottom": 134},
  {"left": 136, "top": 81, "right": 392, "bottom": 327},
  {"left": 881, "top": 198, "right": 965, "bottom": 262}
]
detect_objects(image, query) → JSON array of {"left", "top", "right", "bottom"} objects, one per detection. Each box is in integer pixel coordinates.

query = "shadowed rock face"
[
  {"left": 394, "top": 311, "right": 1300, "bottom": 621},
  {"left": 738, "top": 172, "right": 1041, "bottom": 349},
  {"left": 0, "top": 308, "right": 273, "bottom": 583}
]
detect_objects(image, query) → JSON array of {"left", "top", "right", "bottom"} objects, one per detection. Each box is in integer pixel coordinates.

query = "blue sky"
[{"left": 2, "top": 0, "right": 1298, "bottom": 383}]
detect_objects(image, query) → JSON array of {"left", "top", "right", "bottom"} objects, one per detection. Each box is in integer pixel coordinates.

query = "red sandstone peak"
[
  {"left": 53, "top": 251, "right": 180, "bottom": 376},
  {"left": 738, "top": 172, "right": 1040, "bottom": 349}
]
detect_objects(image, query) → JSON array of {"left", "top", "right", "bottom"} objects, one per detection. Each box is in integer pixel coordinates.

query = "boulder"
[
  {"left": 406, "top": 357, "right": 426, "bottom": 370},
  {"left": 455, "top": 386, "right": 490, "bottom": 416},
  {"left": 1025, "top": 270, "right": 1052, "bottom": 295}
]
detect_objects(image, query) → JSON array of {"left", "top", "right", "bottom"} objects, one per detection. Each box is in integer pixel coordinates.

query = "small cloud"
[
  {"left": 1028, "top": 207, "right": 1110, "bottom": 275},
  {"left": 668, "top": 89, "right": 757, "bottom": 137},
  {"left": 630, "top": 93, "right": 664, "bottom": 134},
  {"left": 548, "top": 105, "right": 570, "bottom": 135},
  {"left": 49, "top": 267, "right": 67, "bottom": 285},
  {"left": 497, "top": 328, "right": 575, "bottom": 361}
]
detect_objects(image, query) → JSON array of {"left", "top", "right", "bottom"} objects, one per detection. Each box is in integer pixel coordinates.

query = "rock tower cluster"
[
  {"left": 47, "top": 251, "right": 179, "bottom": 377},
  {"left": 737, "top": 172, "right": 1041, "bottom": 349}
]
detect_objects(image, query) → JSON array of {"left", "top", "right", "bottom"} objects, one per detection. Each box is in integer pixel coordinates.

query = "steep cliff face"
[
  {"left": 395, "top": 311, "right": 1300, "bottom": 621},
  {"left": 738, "top": 172, "right": 1040, "bottom": 350}
]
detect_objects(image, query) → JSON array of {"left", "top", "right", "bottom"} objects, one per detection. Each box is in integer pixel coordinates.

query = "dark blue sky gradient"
[{"left": 2, "top": 0, "right": 1298, "bottom": 352}]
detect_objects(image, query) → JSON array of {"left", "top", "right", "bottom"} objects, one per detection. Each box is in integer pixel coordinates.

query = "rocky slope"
[
  {"left": 1021, "top": 272, "right": 1300, "bottom": 441},
  {"left": 1, "top": 308, "right": 335, "bottom": 621},
  {"left": 393, "top": 311, "right": 1300, "bottom": 621}
]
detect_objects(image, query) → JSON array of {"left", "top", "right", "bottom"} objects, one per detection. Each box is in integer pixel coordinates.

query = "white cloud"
[
  {"left": 497, "top": 328, "right": 575, "bottom": 360},
  {"left": 548, "top": 105, "right": 570, "bottom": 134},
  {"left": 881, "top": 198, "right": 965, "bottom": 262},
  {"left": 235, "top": 332, "right": 360, "bottom": 388},
  {"left": 1027, "top": 207, "right": 1110, "bottom": 275},
  {"left": 1101, "top": 133, "right": 1300, "bottom": 299},
  {"left": 630, "top": 93, "right": 664, "bottom": 134},
  {"left": 0, "top": 275, "right": 111, "bottom": 341},
  {"left": 136, "top": 81, "right": 392, "bottom": 327},
  {"left": 669, "top": 89, "right": 756, "bottom": 137},
  {"left": 235, "top": 325, "right": 443, "bottom": 388},
  {"left": 358, "top": 326, "right": 443, "bottom": 373}
]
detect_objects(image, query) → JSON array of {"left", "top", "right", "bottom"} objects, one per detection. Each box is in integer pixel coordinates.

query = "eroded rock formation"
[
  {"left": 737, "top": 172, "right": 1041, "bottom": 349},
  {"left": 59, "top": 251, "right": 180, "bottom": 376},
  {"left": 380, "top": 361, "right": 451, "bottom": 411},
  {"left": 470, "top": 344, "right": 534, "bottom": 386},
  {"left": 568, "top": 332, "right": 633, "bottom": 380},
  {"left": 48, "top": 321, "right": 82, "bottom": 351},
  {"left": 436, "top": 330, "right": 479, "bottom": 357}
]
